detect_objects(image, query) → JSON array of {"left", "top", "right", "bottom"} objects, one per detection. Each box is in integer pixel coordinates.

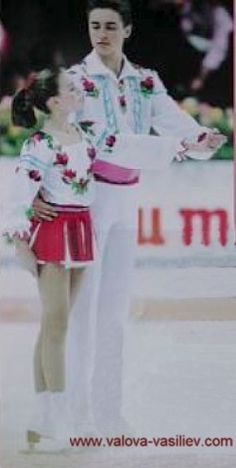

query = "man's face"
[{"left": 88, "top": 8, "right": 132, "bottom": 58}]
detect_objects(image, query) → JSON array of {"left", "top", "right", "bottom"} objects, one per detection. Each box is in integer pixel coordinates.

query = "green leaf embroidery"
[{"left": 25, "top": 207, "right": 35, "bottom": 219}]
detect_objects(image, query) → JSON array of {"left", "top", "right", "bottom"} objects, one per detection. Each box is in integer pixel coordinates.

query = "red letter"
[
  {"left": 179, "top": 209, "right": 228, "bottom": 246},
  {"left": 138, "top": 208, "right": 165, "bottom": 245}
]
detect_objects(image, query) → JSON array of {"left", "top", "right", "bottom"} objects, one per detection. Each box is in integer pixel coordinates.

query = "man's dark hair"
[{"left": 87, "top": 0, "right": 132, "bottom": 26}]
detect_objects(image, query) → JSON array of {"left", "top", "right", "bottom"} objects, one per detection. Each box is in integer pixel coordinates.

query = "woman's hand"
[
  {"left": 32, "top": 195, "right": 58, "bottom": 221},
  {"left": 14, "top": 238, "right": 38, "bottom": 277}
]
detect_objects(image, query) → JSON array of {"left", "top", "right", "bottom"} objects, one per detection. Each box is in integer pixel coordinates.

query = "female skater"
[
  {"left": 3, "top": 65, "right": 204, "bottom": 449},
  {"left": 3, "top": 67, "right": 100, "bottom": 449}
]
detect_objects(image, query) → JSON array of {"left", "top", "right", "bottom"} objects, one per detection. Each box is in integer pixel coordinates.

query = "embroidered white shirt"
[
  {"left": 68, "top": 49, "right": 213, "bottom": 151},
  {"left": 2, "top": 126, "right": 187, "bottom": 238}
]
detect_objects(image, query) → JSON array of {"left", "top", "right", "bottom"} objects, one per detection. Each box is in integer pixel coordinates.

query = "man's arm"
[
  {"left": 150, "top": 71, "right": 226, "bottom": 159},
  {"left": 32, "top": 195, "right": 58, "bottom": 221}
]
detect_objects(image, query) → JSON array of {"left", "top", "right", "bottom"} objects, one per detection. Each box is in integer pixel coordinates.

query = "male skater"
[{"left": 32, "top": 0, "right": 224, "bottom": 435}]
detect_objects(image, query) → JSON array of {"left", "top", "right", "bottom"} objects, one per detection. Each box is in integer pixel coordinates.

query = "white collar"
[{"left": 84, "top": 49, "right": 140, "bottom": 80}]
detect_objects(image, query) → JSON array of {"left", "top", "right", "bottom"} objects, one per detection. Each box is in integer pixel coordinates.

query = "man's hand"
[
  {"left": 176, "top": 131, "right": 226, "bottom": 162},
  {"left": 32, "top": 195, "right": 58, "bottom": 221},
  {"left": 14, "top": 239, "right": 38, "bottom": 277},
  {"left": 184, "top": 131, "right": 227, "bottom": 153}
]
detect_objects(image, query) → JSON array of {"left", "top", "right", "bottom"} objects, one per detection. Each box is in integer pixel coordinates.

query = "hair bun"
[
  {"left": 12, "top": 88, "right": 36, "bottom": 128},
  {"left": 16, "top": 89, "right": 33, "bottom": 111}
]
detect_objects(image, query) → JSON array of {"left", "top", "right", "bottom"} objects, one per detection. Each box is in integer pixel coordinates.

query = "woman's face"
[
  {"left": 88, "top": 8, "right": 132, "bottom": 59},
  {"left": 56, "top": 71, "right": 84, "bottom": 114}
]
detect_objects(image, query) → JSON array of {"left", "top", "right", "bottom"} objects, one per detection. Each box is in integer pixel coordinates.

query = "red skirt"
[{"left": 29, "top": 206, "right": 94, "bottom": 265}]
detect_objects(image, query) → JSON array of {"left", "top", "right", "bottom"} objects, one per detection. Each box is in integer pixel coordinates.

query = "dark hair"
[
  {"left": 12, "top": 68, "right": 60, "bottom": 128},
  {"left": 87, "top": 0, "right": 132, "bottom": 26}
]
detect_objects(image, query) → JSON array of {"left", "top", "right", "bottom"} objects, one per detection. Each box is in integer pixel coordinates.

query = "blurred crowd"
[{"left": 146, "top": 0, "right": 233, "bottom": 101}]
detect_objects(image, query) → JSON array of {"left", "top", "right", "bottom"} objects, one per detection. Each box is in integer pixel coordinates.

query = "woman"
[
  {"left": 3, "top": 67, "right": 100, "bottom": 449},
  {"left": 3, "top": 64, "right": 203, "bottom": 449}
]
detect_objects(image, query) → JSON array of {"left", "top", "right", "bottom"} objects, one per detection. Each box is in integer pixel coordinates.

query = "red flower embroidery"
[
  {"left": 119, "top": 95, "right": 127, "bottom": 109},
  {"left": 79, "top": 178, "right": 89, "bottom": 189},
  {"left": 83, "top": 79, "right": 95, "bottom": 92},
  {"left": 62, "top": 169, "right": 77, "bottom": 183},
  {"left": 28, "top": 170, "right": 41, "bottom": 182},
  {"left": 82, "top": 78, "right": 99, "bottom": 97},
  {"left": 87, "top": 147, "right": 96, "bottom": 160},
  {"left": 197, "top": 132, "right": 208, "bottom": 143},
  {"left": 140, "top": 76, "right": 154, "bottom": 96},
  {"left": 54, "top": 152, "right": 69, "bottom": 166},
  {"left": 106, "top": 135, "right": 116, "bottom": 147},
  {"left": 31, "top": 132, "right": 44, "bottom": 143},
  {"left": 142, "top": 76, "right": 154, "bottom": 90}
]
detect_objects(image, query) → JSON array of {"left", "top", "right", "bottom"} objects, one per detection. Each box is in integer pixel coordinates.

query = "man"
[{"left": 32, "top": 0, "right": 224, "bottom": 435}]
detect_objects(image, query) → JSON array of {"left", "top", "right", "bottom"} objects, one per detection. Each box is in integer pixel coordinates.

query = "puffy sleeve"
[
  {"left": 150, "top": 70, "right": 221, "bottom": 160},
  {"left": 93, "top": 129, "right": 181, "bottom": 171},
  {"left": 2, "top": 133, "right": 53, "bottom": 239}
]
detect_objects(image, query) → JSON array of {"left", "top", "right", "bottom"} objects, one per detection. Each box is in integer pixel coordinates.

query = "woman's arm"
[{"left": 2, "top": 134, "right": 53, "bottom": 239}]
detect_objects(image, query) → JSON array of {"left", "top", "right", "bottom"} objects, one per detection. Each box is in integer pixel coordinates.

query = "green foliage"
[
  {"left": 180, "top": 98, "right": 233, "bottom": 160},
  {"left": 0, "top": 106, "right": 45, "bottom": 157}
]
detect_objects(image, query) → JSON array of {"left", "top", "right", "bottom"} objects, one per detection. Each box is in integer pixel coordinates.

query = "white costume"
[
  {"left": 2, "top": 126, "right": 181, "bottom": 257},
  {"left": 2, "top": 129, "right": 100, "bottom": 267},
  {"left": 66, "top": 50, "right": 219, "bottom": 431},
  {"left": 3, "top": 131, "right": 96, "bottom": 238}
]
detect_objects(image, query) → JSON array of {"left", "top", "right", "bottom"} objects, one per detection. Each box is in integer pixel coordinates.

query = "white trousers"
[{"left": 67, "top": 182, "right": 138, "bottom": 428}]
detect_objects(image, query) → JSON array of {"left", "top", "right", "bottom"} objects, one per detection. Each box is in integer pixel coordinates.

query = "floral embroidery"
[
  {"left": 63, "top": 171, "right": 92, "bottom": 194},
  {"left": 53, "top": 152, "right": 69, "bottom": 166},
  {"left": 30, "top": 131, "right": 44, "bottom": 143},
  {"left": 104, "top": 134, "right": 117, "bottom": 153},
  {"left": 78, "top": 178, "right": 90, "bottom": 190},
  {"left": 80, "top": 121, "right": 96, "bottom": 136},
  {"left": 87, "top": 147, "right": 96, "bottom": 160},
  {"left": 62, "top": 169, "right": 77, "bottom": 184},
  {"left": 140, "top": 76, "right": 154, "bottom": 97},
  {"left": 71, "top": 178, "right": 91, "bottom": 194},
  {"left": 28, "top": 131, "right": 54, "bottom": 150},
  {"left": 106, "top": 135, "right": 116, "bottom": 147},
  {"left": 118, "top": 80, "right": 127, "bottom": 113},
  {"left": 28, "top": 130, "right": 95, "bottom": 196},
  {"left": 119, "top": 95, "right": 127, "bottom": 112},
  {"left": 82, "top": 78, "right": 99, "bottom": 98},
  {"left": 25, "top": 207, "right": 35, "bottom": 219},
  {"left": 197, "top": 132, "right": 208, "bottom": 143},
  {"left": 61, "top": 160, "right": 94, "bottom": 194},
  {"left": 28, "top": 169, "right": 42, "bottom": 182}
]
